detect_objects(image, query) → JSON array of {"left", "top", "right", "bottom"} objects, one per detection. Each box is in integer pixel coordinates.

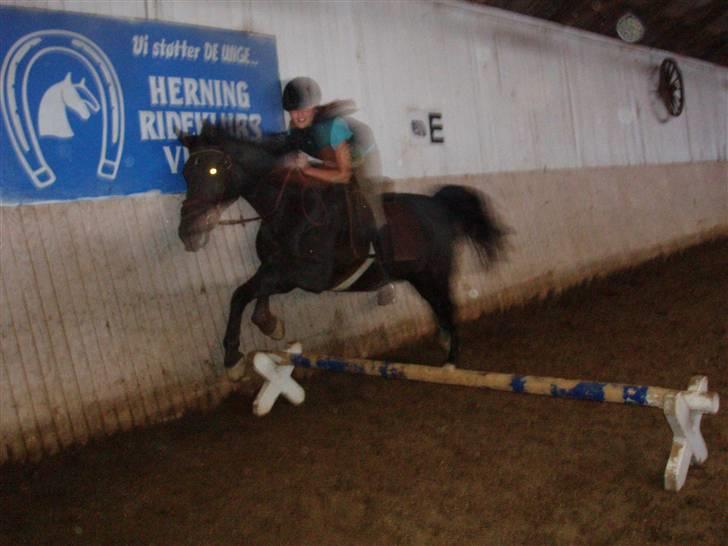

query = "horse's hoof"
[
  {"left": 224, "top": 348, "right": 245, "bottom": 381},
  {"left": 436, "top": 328, "right": 452, "bottom": 353},
  {"left": 255, "top": 316, "right": 285, "bottom": 340},
  {"left": 270, "top": 318, "right": 285, "bottom": 341},
  {"left": 226, "top": 359, "right": 247, "bottom": 382}
]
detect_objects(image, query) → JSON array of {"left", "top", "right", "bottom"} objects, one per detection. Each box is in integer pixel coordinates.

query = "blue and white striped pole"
[{"left": 251, "top": 347, "right": 719, "bottom": 492}]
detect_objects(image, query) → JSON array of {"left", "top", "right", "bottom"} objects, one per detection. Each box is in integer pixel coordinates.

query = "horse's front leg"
[
  {"left": 251, "top": 296, "right": 285, "bottom": 340},
  {"left": 223, "top": 267, "right": 289, "bottom": 377}
]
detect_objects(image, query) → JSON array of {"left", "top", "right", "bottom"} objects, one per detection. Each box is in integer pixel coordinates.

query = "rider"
[{"left": 281, "top": 76, "right": 395, "bottom": 304}]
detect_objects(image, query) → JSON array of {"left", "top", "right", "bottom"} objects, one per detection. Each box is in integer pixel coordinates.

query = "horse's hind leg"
[
  {"left": 251, "top": 296, "right": 285, "bottom": 340},
  {"left": 407, "top": 270, "right": 459, "bottom": 363}
]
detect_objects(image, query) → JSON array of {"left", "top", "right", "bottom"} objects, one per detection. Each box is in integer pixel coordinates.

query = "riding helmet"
[{"left": 282, "top": 77, "right": 321, "bottom": 111}]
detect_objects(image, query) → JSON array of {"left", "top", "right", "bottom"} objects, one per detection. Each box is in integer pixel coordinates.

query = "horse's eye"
[{"left": 209, "top": 167, "right": 218, "bottom": 175}]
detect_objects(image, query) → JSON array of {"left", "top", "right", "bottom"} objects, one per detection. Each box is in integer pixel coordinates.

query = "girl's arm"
[{"left": 301, "top": 142, "right": 353, "bottom": 184}]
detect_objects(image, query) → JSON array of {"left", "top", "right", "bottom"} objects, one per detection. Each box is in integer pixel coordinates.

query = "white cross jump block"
[
  {"left": 663, "top": 375, "right": 720, "bottom": 491},
  {"left": 250, "top": 348, "right": 719, "bottom": 492},
  {"left": 252, "top": 351, "right": 305, "bottom": 417}
]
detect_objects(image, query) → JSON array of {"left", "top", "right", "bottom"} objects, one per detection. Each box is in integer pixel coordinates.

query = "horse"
[
  {"left": 38, "top": 72, "right": 100, "bottom": 138},
  {"left": 177, "top": 124, "right": 507, "bottom": 375}
]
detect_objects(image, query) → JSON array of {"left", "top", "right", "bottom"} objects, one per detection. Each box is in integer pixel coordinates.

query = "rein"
[
  {"left": 219, "top": 170, "right": 328, "bottom": 227},
  {"left": 221, "top": 166, "right": 296, "bottom": 225},
  {"left": 219, "top": 218, "right": 259, "bottom": 225},
  {"left": 184, "top": 147, "right": 329, "bottom": 228},
  {"left": 300, "top": 185, "right": 328, "bottom": 227}
]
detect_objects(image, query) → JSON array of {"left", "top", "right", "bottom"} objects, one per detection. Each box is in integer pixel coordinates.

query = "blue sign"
[{"left": 0, "top": 6, "right": 285, "bottom": 204}]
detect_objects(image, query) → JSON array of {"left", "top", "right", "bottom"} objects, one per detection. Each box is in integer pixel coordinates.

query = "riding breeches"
[{"left": 353, "top": 148, "right": 388, "bottom": 231}]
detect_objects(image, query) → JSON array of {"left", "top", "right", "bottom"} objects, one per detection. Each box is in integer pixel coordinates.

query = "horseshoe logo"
[{"left": 1, "top": 30, "right": 125, "bottom": 188}]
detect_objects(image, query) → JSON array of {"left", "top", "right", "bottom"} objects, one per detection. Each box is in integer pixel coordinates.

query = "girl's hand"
[
  {"left": 294, "top": 152, "right": 310, "bottom": 170},
  {"left": 282, "top": 152, "right": 309, "bottom": 170}
]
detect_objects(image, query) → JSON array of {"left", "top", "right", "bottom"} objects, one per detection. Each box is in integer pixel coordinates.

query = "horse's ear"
[
  {"left": 177, "top": 130, "right": 197, "bottom": 150},
  {"left": 200, "top": 121, "right": 222, "bottom": 145},
  {"left": 64, "top": 72, "right": 72, "bottom": 82}
]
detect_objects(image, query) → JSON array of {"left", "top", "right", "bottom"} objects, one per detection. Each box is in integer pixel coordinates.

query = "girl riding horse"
[
  {"left": 281, "top": 76, "right": 395, "bottom": 304},
  {"left": 177, "top": 121, "right": 507, "bottom": 376}
]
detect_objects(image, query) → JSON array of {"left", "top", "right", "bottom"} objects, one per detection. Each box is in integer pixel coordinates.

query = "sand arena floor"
[{"left": 1, "top": 238, "right": 726, "bottom": 545}]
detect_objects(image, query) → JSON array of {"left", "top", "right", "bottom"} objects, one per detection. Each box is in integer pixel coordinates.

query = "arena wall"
[{"left": 1, "top": 0, "right": 726, "bottom": 462}]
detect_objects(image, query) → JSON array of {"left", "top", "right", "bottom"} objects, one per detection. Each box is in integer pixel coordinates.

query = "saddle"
[
  {"left": 343, "top": 186, "right": 426, "bottom": 264},
  {"left": 296, "top": 180, "right": 425, "bottom": 266},
  {"left": 379, "top": 197, "right": 426, "bottom": 264}
]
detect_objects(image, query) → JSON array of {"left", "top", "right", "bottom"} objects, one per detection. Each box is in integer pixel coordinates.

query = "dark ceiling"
[{"left": 467, "top": 0, "right": 728, "bottom": 67}]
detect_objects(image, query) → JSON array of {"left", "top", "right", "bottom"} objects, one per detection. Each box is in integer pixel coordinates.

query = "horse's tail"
[{"left": 433, "top": 185, "right": 508, "bottom": 263}]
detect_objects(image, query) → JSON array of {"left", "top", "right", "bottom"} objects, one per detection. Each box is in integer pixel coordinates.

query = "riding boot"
[{"left": 356, "top": 170, "right": 396, "bottom": 306}]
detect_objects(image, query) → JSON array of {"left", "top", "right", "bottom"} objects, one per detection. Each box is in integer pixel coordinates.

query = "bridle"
[{"left": 182, "top": 147, "right": 299, "bottom": 227}]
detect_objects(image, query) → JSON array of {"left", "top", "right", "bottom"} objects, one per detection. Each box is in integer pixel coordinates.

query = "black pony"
[{"left": 177, "top": 125, "right": 506, "bottom": 374}]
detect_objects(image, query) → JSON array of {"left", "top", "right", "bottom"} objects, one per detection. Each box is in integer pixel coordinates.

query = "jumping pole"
[{"left": 251, "top": 346, "right": 719, "bottom": 492}]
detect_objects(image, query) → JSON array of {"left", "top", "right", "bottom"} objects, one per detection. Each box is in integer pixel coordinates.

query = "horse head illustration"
[{"left": 38, "top": 72, "right": 100, "bottom": 138}]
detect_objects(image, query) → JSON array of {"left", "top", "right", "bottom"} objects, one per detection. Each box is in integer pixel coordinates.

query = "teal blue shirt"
[
  {"left": 289, "top": 116, "right": 374, "bottom": 164},
  {"left": 300, "top": 117, "right": 353, "bottom": 157},
  {"left": 317, "top": 117, "right": 353, "bottom": 150}
]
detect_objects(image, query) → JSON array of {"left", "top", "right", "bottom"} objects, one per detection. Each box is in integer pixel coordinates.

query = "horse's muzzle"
[
  {"left": 181, "top": 230, "right": 210, "bottom": 252},
  {"left": 179, "top": 203, "right": 222, "bottom": 251}
]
